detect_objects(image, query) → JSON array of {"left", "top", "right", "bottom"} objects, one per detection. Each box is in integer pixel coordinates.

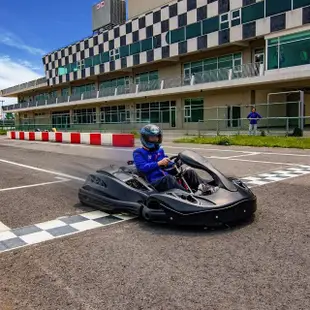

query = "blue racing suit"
[{"left": 133, "top": 147, "right": 174, "bottom": 184}]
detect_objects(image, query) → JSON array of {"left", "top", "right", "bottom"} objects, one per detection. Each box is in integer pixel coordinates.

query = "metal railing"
[
  {"left": 0, "top": 77, "right": 47, "bottom": 96},
  {"left": 12, "top": 111, "right": 309, "bottom": 136},
  {"left": 3, "top": 62, "right": 264, "bottom": 112}
]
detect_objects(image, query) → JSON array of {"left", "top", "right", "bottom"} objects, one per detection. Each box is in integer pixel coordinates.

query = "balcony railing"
[
  {"left": 3, "top": 62, "right": 264, "bottom": 112},
  {"left": 0, "top": 77, "right": 47, "bottom": 96}
]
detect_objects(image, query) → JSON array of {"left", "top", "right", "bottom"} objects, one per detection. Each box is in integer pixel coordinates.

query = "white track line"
[
  {"left": 0, "top": 177, "right": 70, "bottom": 192},
  {"left": 0, "top": 158, "right": 85, "bottom": 182},
  {"left": 221, "top": 152, "right": 260, "bottom": 159}
]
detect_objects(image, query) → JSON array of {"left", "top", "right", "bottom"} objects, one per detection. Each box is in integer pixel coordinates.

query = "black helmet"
[{"left": 140, "top": 124, "right": 162, "bottom": 151}]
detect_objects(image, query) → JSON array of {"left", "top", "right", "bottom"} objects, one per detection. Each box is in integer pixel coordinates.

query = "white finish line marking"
[{"left": 0, "top": 177, "right": 70, "bottom": 192}]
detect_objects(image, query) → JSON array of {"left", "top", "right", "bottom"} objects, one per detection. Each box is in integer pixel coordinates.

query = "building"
[{"left": 1, "top": 0, "right": 310, "bottom": 133}]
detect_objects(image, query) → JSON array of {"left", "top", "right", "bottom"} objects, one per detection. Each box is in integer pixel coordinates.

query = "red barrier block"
[
  {"left": 19, "top": 132, "right": 25, "bottom": 140},
  {"left": 29, "top": 132, "right": 35, "bottom": 140},
  {"left": 71, "top": 132, "right": 81, "bottom": 144},
  {"left": 90, "top": 133, "right": 101, "bottom": 145},
  {"left": 55, "top": 132, "right": 62, "bottom": 142},
  {"left": 42, "top": 132, "right": 49, "bottom": 141},
  {"left": 112, "top": 134, "right": 135, "bottom": 147},
  {"left": 11, "top": 132, "right": 16, "bottom": 139}
]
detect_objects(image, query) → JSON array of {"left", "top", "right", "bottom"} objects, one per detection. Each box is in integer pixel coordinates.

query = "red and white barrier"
[{"left": 7, "top": 131, "right": 135, "bottom": 147}]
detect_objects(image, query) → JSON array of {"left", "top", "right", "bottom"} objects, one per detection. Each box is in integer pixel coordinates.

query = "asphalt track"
[{"left": 0, "top": 136, "right": 309, "bottom": 310}]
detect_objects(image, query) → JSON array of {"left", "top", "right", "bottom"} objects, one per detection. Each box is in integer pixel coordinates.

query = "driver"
[{"left": 133, "top": 124, "right": 214, "bottom": 193}]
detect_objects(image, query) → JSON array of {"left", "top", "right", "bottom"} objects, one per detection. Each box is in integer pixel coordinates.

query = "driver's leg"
[
  {"left": 183, "top": 168, "right": 217, "bottom": 194},
  {"left": 151, "top": 175, "right": 185, "bottom": 192},
  {"left": 182, "top": 168, "right": 204, "bottom": 190}
]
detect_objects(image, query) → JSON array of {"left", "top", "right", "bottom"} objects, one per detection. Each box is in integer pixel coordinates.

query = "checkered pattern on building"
[{"left": 42, "top": 0, "right": 310, "bottom": 86}]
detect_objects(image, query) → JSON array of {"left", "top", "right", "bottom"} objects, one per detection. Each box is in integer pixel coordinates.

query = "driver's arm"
[{"left": 133, "top": 150, "right": 159, "bottom": 173}]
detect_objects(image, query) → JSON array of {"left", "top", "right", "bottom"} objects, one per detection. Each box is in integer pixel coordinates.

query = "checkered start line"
[{"left": 1, "top": 165, "right": 310, "bottom": 254}]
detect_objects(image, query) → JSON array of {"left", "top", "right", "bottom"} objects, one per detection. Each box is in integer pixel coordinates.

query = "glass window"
[
  {"left": 141, "top": 38, "right": 153, "bottom": 51},
  {"left": 186, "top": 22, "right": 202, "bottom": 39},
  {"left": 101, "top": 52, "right": 109, "bottom": 63},
  {"left": 293, "top": 0, "right": 310, "bottom": 9},
  {"left": 119, "top": 45, "right": 129, "bottom": 57},
  {"left": 184, "top": 98, "right": 204, "bottom": 122},
  {"left": 130, "top": 42, "right": 140, "bottom": 55},
  {"left": 170, "top": 27, "right": 185, "bottom": 43},
  {"left": 93, "top": 54, "right": 101, "bottom": 66},
  {"left": 241, "top": 1, "right": 264, "bottom": 24},
  {"left": 279, "top": 40, "right": 310, "bottom": 68},
  {"left": 70, "top": 62, "right": 78, "bottom": 72},
  {"left": 85, "top": 58, "right": 93, "bottom": 68},
  {"left": 58, "top": 67, "right": 67, "bottom": 76},
  {"left": 267, "top": 30, "right": 310, "bottom": 69},
  {"left": 265, "top": 0, "right": 291, "bottom": 17},
  {"left": 202, "top": 16, "right": 219, "bottom": 34}
]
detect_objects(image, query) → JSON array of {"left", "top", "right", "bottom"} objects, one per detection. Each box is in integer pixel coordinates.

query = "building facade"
[{"left": 1, "top": 0, "right": 310, "bottom": 132}]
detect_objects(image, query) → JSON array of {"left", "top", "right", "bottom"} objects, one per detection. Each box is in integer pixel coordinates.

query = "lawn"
[
  {"left": 174, "top": 135, "right": 310, "bottom": 149},
  {"left": 0, "top": 130, "right": 6, "bottom": 135}
]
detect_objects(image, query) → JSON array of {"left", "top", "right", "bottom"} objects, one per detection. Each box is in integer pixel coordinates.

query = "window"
[
  {"left": 294, "top": 0, "right": 310, "bottom": 9},
  {"left": 170, "top": 27, "right": 185, "bottom": 43},
  {"left": 203, "top": 16, "right": 219, "bottom": 34},
  {"left": 265, "top": 0, "right": 291, "bottom": 17},
  {"left": 72, "top": 84, "right": 96, "bottom": 95},
  {"left": 267, "top": 30, "right": 310, "bottom": 70},
  {"left": 109, "top": 48, "right": 120, "bottom": 61},
  {"left": 100, "top": 77, "right": 129, "bottom": 90},
  {"left": 241, "top": 1, "right": 264, "bottom": 24},
  {"left": 141, "top": 38, "right": 153, "bottom": 51},
  {"left": 186, "top": 22, "right": 202, "bottom": 39},
  {"left": 220, "top": 13, "right": 229, "bottom": 30},
  {"left": 135, "top": 71, "right": 159, "bottom": 91},
  {"left": 231, "top": 9, "right": 241, "bottom": 26},
  {"left": 136, "top": 101, "right": 176, "bottom": 123},
  {"left": 184, "top": 98, "right": 204, "bottom": 122},
  {"left": 61, "top": 88, "right": 69, "bottom": 97},
  {"left": 120, "top": 45, "right": 130, "bottom": 57},
  {"left": 130, "top": 42, "right": 140, "bottom": 55},
  {"left": 100, "top": 105, "right": 128, "bottom": 123},
  {"left": 183, "top": 53, "right": 242, "bottom": 76},
  {"left": 73, "top": 108, "right": 96, "bottom": 124}
]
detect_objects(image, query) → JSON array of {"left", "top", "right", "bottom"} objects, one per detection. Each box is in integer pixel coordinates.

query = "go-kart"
[{"left": 78, "top": 150, "right": 257, "bottom": 227}]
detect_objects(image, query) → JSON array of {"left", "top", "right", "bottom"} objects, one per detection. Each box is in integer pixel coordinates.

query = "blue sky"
[{"left": 0, "top": 0, "right": 128, "bottom": 104}]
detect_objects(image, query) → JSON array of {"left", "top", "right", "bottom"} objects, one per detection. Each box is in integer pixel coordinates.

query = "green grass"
[
  {"left": 0, "top": 129, "right": 6, "bottom": 135},
  {"left": 174, "top": 135, "right": 310, "bottom": 149}
]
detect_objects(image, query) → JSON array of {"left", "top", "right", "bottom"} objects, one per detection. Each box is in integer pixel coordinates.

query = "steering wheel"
[{"left": 159, "top": 155, "right": 184, "bottom": 178}]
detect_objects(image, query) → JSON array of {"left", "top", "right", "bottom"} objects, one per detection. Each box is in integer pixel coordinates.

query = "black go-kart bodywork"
[{"left": 78, "top": 150, "right": 257, "bottom": 227}]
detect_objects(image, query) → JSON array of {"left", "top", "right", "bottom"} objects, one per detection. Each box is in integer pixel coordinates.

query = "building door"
[
  {"left": 254, "top": 48, "right": 264, "bottom": 75},
  {"left": 286, "top": 93, "right": 304, "bottom": 128},
  {"left": 170, "top": 105, "right": 176, "bottom": 128},
  {"left": 227, "top": 106, "right": 241, "bottom": 128}
]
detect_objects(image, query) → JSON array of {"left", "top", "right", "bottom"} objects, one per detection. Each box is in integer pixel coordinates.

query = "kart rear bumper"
[{"left": 78, "top": 188, "right": 142, "bottom": 215}]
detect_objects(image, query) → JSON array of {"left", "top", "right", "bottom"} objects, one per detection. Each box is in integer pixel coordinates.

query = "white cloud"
[
  {"left": 0, "top": 55, "right": 43, "bottom": 107},
  {"left": 0, "top": 29, "right": 46, "bottom": 56}
]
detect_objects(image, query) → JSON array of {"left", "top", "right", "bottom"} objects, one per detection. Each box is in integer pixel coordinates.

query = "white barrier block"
[
  {"left": 62, "top": 132, "right": 71, "bottom": 143},
  {"left": 80, "top": 133, "right": 90, "bottom": 144},
  {"left": 101, "top": 133, "right": 112, "bottom": 146},
  {"left": 49, "top": 132, "right": 56, "bottom": 142},
  {"left": 7, "top": 131, "right": 11, "bottom": 138},
  {"left": 35, "top": 132, "right": 42, "bottom": 141},
  {"left": 24, "top": 132, "right": 29, "bottom": 140}
]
